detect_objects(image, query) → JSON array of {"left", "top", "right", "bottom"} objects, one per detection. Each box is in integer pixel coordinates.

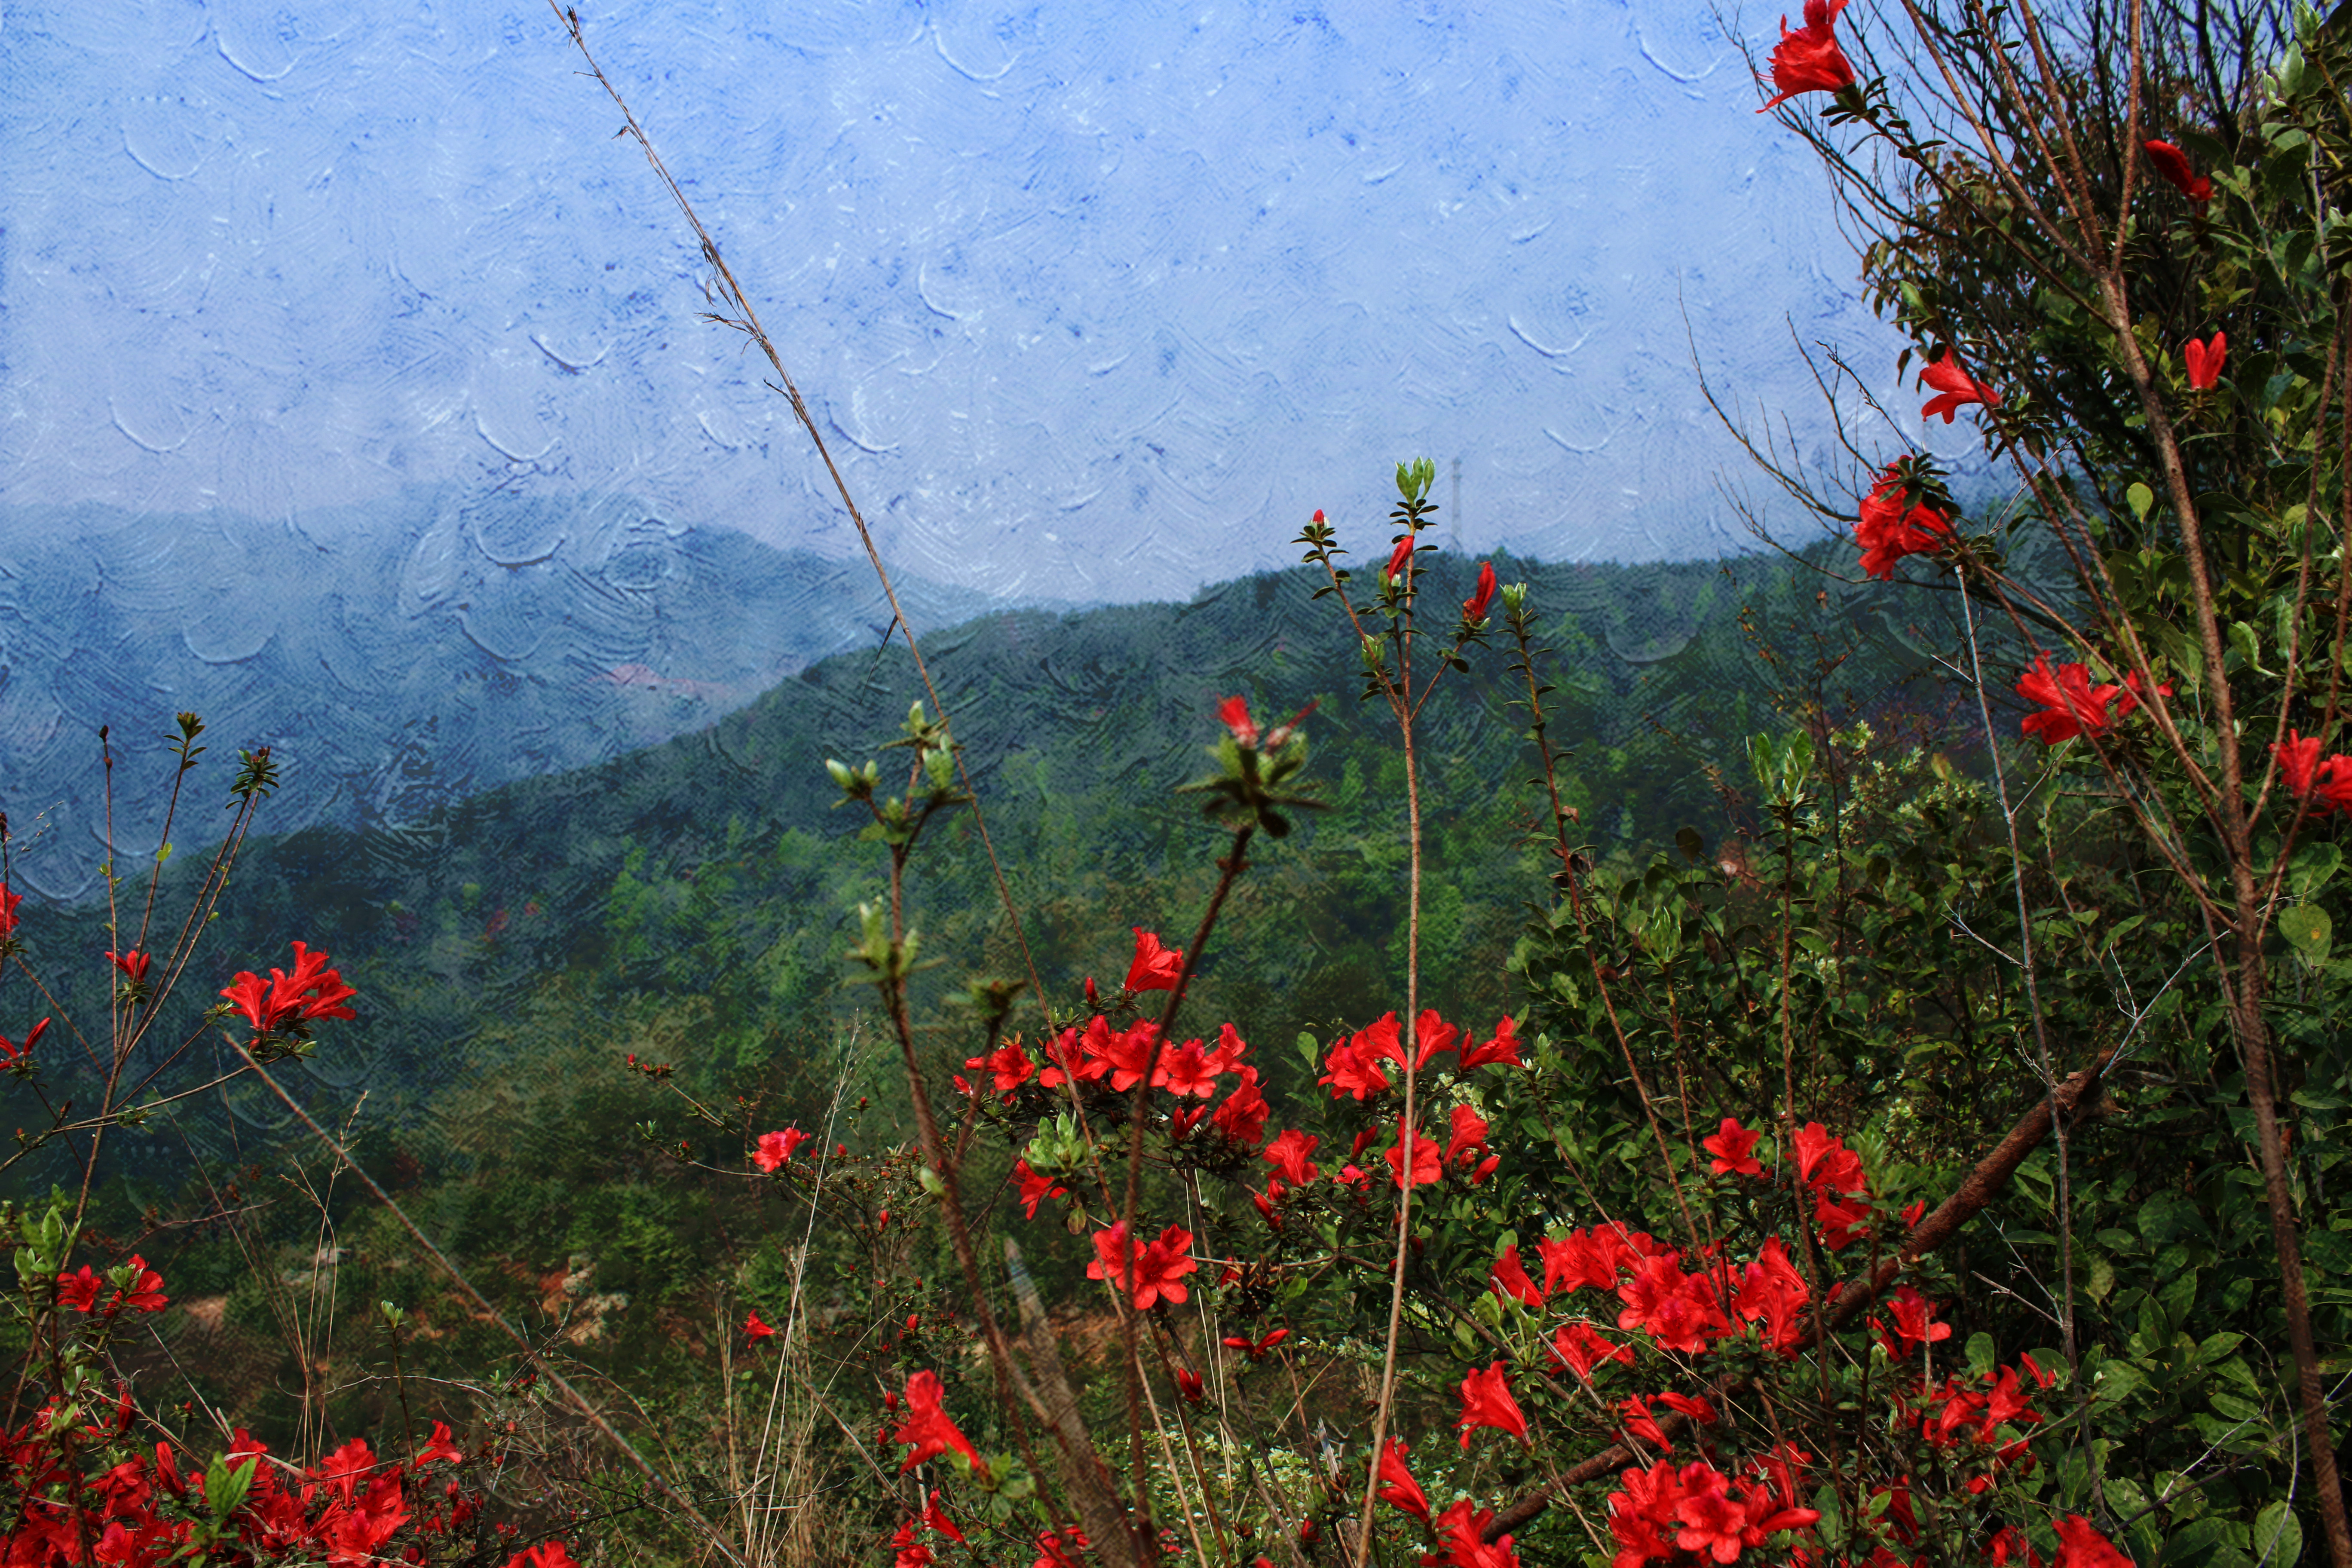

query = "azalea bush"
[
  {"left": 673, "top": 0, "right": 2352, "bottom": 1556},
  {"left": 0, "top": 724, "right": 588, "bottom": 1565}
]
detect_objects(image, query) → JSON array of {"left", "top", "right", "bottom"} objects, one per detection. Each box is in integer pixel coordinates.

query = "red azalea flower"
[
  {"left": 1375, "top": 1436, "right": 1432, "bottom": 1522},
  {"left": 1702, "top": 1117, "right": 1764, "bottom": 1176},
  {"left": 115, "top": 1256, "right": 166, "bottom": 1313},
  {"left": 1491, "top": 1243, "right": 1545, "bottom": 1308},
  {"left": 416, "top": 1421, "right": 464, "bottom": 1467},
  {"left": 1419, "top": 1010, "right": 1463, "bottom": 1061},
  {"left": 1035, "top": 1023, "right": 1100, "bottom": 1088},
  {"left": 2275, "top": 729, "right": 2327, "bottom": 799},
  {"left": 966, "top": 1039, "right": 1035, "bottom": 1095},
  {"left": 56, "top": 1266, "right": 101, "bottom": 1313},
  {"left": 1458, "top": 1361, "right": 1531, "bottom": 1447},
  {"left": 1617, "top": 1255, "right": 1730, "bottom": 1354},
  {"left": 1210, "top": 1066, "right": 1271, "bottom": 1146},
  {"left": 1458, "top": 1014, "right": 1525, "bottom": 1069},
  {"left": 892, "top": 1370, "right": 981, "bottom": 1473},
  {"left": 888, "top": 1522, "right": 936, "bottom": 1568},
  {"left": 1087, "top": 1223, "right": 1198, "bottom": 1310},
  {"left": 1264, "top": 1128, "right": 1320, "bottom": 1185},
  {"left": 1385, "top": 533, "right": 1417, "bottom": 583},
  {"left": 1674, "top": 1476, "right": 1748, "bottom": 1564},
  {"left": 1539, "top": 1231, "right": 1617, "bottom": 1295},
  {"left": 504, "top": 1545, "right": 581, "bottom": 1568},
  {"left": 2185, "top": 332, "right": 2227, "bottom": 389},
  {"left": 1124, "top": 928, "right": 1185, "bottom": 992},
  {"left": 2144, "top": 139, "right": 2213, "bottom": 204},
  {"left": 1792, "top": 1123, "right": 1867, "bottom": 1194},
  {"left": 744, "top": 1311, "right": 777, "bottom": 1342},
  {"left": 1175, "top": 1366, "right": 1206, "bottom": 1403},
  {"left": 1881, "top": 1285, "right": 1953, "bottom": 1356},
  {"left": 2017, "top": 655, "right": 2120, "bottom": 744},
  {"left": 107, "top": 949, "right": 152, "bottom": 984},
  {"left": 1091, "top": 1017, "right": 1160, "bottom": 1091},
  {"left": 2054, "top": 1516, "right": 2134, "bottom": 1568},
  {"left": 1204, "top": 1021, "right": 1250, "bottom": 1075},
  {"left": 1855, "top": 463, "right": 1956, "bottom": 579},
  {"left": 753, "top": 1127, "right": 810, "bottom": 1172},
  {"left": 1446, "top": 1103, "right": 1493, "bottom": 1171},
  {"left": 1758, "top": 0, "right": 1856, "bottom": 110},
  {"left": 1463, "top": 560, "right": 1498, "bottom": 623},
  {"left": 1552, "top": 1320, "right": 1635, "bottom": 1382},
  {"left": 920, "top": 1489, "right": 965, "bottom": 1546},
  {"left": 1014, "top": 1158, "right": 1069, "bottom": 1219},
  {"left": 1919, "top": 350, "right": 2002, "bottom": 423},
  {"left": 1152, "top": 1037, "right": 1219, "bottom": 1098},
  {"left": 0, "top": 1016, "right": 49, "bottom": 1068},
  {"left": 1619, "top": 1395, "right": 1674, "bottom": 1450},
  {"left": 0, "top": 883, "right": 20, "bottom": 941},
  {"left": 1386, "top": 1121, "right": 1442, "bottom": 1188},
  {"left": 2323, "top": 755, "right": 2352, "bottom": 814},
  {"left": 1221, "top": 1326, "right": 1291, "bottom": 1360},
  {"left": 220, "top": 941, "right": 357, "bottom": 1037},
  {"left": 1218, "top": 694, "right": 1259, "bottom": 745},
  {"left": 1318, "top": 1035, "right": 1390, "bottom": 1100},
  {"left": 1657, "top": 1391, "right": 1721, "bottom": 1427},
  {"left": 1733, "top": 1237, "right": 1810, "bottom": 1350}
]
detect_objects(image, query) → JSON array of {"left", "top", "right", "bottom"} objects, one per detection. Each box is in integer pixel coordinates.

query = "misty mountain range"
[{"left": 0, "top": 488, "right": 1075, "bottom": 900}]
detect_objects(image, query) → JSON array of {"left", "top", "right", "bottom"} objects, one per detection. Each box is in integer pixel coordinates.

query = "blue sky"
[{"left": 0, "top": 0, "right": 1947, "bottom": 605}]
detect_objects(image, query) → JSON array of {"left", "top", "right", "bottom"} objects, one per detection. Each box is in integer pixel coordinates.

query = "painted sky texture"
[{"left": 0, "top": 0, "right": 1960, "bottom": 609}]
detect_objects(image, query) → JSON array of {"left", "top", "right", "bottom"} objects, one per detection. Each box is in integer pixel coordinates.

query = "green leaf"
[
  {"left": 2128, "top": 481, "right": 2156, "bottom": 520},
  {"left": 2279, "top": 902, "right": 2331, "bottom": 963},
  {"left": 2255, "top": 1503, "right": 2303, "bottom": 1568}
]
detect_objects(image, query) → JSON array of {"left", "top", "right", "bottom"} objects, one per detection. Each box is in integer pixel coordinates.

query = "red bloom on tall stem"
[
  {"left": 1552, "top": 1320, "right": 1636, "bottom": 1382},
  {"left": 220, "top": 942, "right": 357, "bottom": 1038},
  {"left": 1386, "top": 1121, "right": 1442, "bottom": 1188},
  {"left": 2275, "top": 729, "right": 2326, "bottom": 798},
  {"left": 1758, "top": 0, "right": 1856, "bottom": 110},
  {"left": 2144, "top": 139, "right": 2213, "bottom": 204},
  {"left": 892, "top": 1370, "right": 981, "bottom": 1473},
  {"left": 2017, "top": 655, "right": 2119, "bottom": 744},
  {"left": 1217, "top": 695, "right": 1259, "bottom": 745},
  {"left": 1151, "top": 1037, "right": 1220, "bottom": 1098},
  {"left": 1264, "top": 1128, "right": 1320, "bottom": 1185},
  {"left": 1375, "top": 1437, "right": 1432, "bottom": 1522},
  {"left": 0, "top": 884, "right": 20, "bottom": 942},
  {"left": 1014, "top": 1159, "right": 1069, "bottom": 1219},
  {"left": 753, "top": 1127, "right": 810, "bottom": 1172},
  {"left": 744, "top": 1310, "right": 777, "bottom": 1342},
  {"left": 1385, "top": 533, "right": 1417, "bottom": 583},
  {"left": 1491, "top": 1243, "right": 1545, "bottom": 1308},
  {"left": 1457, "top": 1360, "right": 1530, "bottom": 1447},
  {"left": 1463, "top": 560, "right": 1498, "bottom": 623},
  {"left": 1919, "top": 350, "right": 2002, "bottom": 423},
  {"left": 107, "top": 949, "right": 152, "bottom": 984},
  {"left": 1458, "top": 1014, "right": 1525, "bottom": 1069},
  {"left": 1855, "top": 464, "right": 1956, "bottom": 579},
  {"left": 2054, "top": 1515, "right": 2135, "bottom": 1568},
  {"left": 1124, "top": 928, "right": 1185, "bottom": 991},
  {"left": 1701, "top": 1117, "right": 1764, "bottom": 1176},
  {"left": 2184, "top": 332, "right": 2227, "bottom": 389},
  {"left": 1318, "top": 1034, "right": 1390, "bottom": 1100},
  {"left": 966, "top": 1039, "right": 1035, "bottom": 1096},
  {"left": 0, "top": 1017, "right": 48, "bottom": 1069},
  {"left": 1086, "top": 1222, "right": 1198, "bottom": 1310},
  {"left": 1446, "top": 1103, "right": 1493, "bottom": 1171}
]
